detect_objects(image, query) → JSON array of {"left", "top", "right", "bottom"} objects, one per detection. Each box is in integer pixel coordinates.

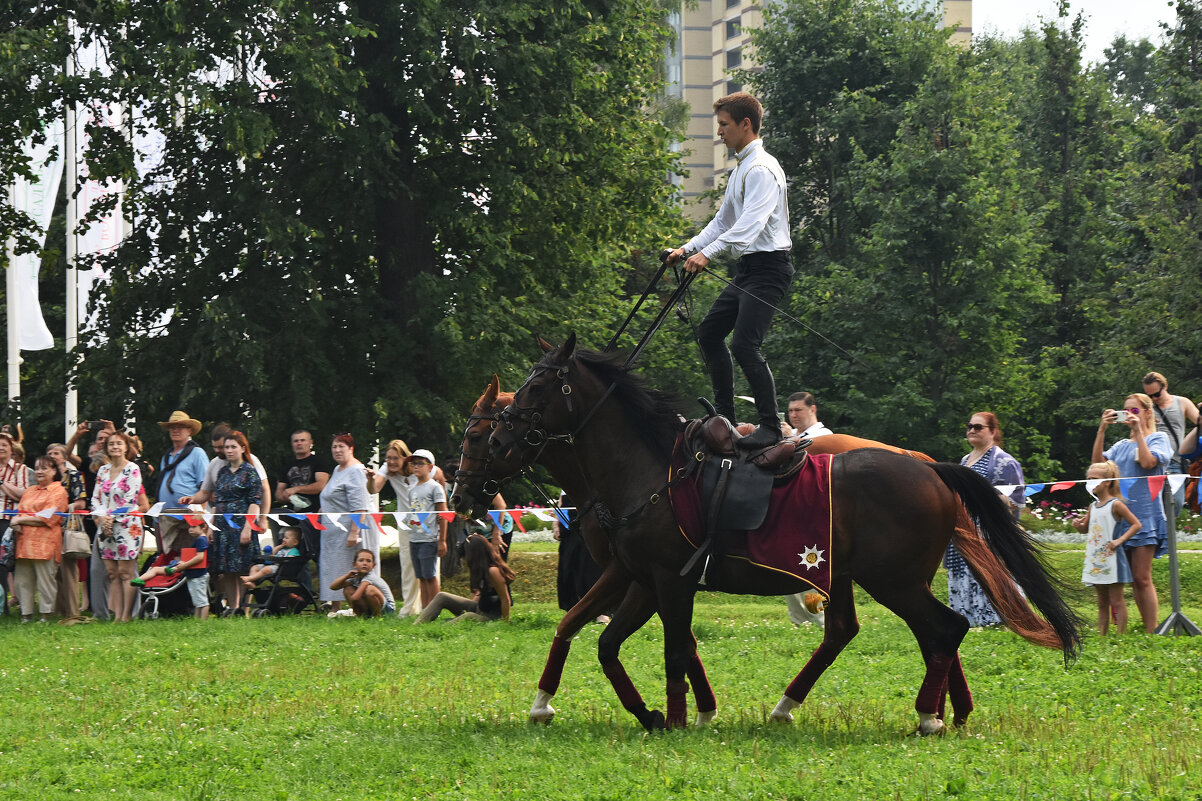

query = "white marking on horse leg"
[
  {"left": 694, "top": 709, "right": 717, "bottom": 726},
  {"left": 770, "top": 695, "right": 799, "bottom": 723},
  {"left": 917, "top": 712, "right": 945, "bottom": 736},
  {"left": 529, "top": 689, "right": 556, "bottom": 724}
]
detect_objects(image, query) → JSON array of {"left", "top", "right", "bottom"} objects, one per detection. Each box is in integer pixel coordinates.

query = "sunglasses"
[
  {"left": 1148, "top": 390, "right": 1163, "bottom": 399},
  {"left": 1126, "top": 407, "right": 1143, "bottom": 415},
  {"left": 965, "top": 423, "right": 991, "bottom": 432}
]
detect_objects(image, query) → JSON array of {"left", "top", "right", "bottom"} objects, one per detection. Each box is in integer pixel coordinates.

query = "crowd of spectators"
[{"left": 0, "top": 408, "right": 513, "bottom": 623}]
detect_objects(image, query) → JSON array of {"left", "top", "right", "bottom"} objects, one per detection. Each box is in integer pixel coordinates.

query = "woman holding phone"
[{"left": 1091, "top": 393, "right": 1173, "bottom": 632}]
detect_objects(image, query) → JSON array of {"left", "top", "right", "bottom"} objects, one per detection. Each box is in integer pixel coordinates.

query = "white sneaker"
[{"left": 330, "top": 608, "right": 355, "bottom": 618}]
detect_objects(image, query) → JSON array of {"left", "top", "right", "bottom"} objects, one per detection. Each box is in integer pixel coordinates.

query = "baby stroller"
[
  {"left": 135, "top": 551, "right": 196, "bottom": 619},
  {"left": 242, "top": 544, "right": 321, "bottom": 617}
]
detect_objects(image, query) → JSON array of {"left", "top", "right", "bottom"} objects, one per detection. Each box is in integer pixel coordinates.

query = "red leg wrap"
[
  {"left": 686, "top": 653, "right": 717, "bottom": 714},
  {"left": 538, "top": 635, "right": 572, "bottom": 695},
  {"left": 785, "top": 643, "right": 837, "bottom": 703},
  {"left": 947, "top": 653, "right": 974, "bottom": 723},
  {"left": 915, "top": 653, "right": 954, "bottom": 715},
  {"left": 666, "top": 679, "right": 690, "bottom": 728},
  {"left": 602, "top": 660, "right": 646, "bottom": 713}
]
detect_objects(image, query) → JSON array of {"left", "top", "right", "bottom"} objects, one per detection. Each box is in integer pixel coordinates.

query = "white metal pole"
[
  {"left": 64, "top": 16, "right": 79, "bottom": 441},
  {"left": 5, "top": 183, "right": 21, "bottom": 413}
]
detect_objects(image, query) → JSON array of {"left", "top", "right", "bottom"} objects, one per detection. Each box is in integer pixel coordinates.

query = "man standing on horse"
[{"left": 666, "top": 92, "right": 793, "bottom": 449}]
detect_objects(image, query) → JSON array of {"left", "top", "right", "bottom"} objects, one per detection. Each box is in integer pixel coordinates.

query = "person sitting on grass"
[
  {"left": 416, "top": 534, "right": 514, "bottom": 624},
  {"left": 241, "top": 526, "right": 302, "bottom": 589},
  {"left": 328, "top": 548, "right": 394, "bottom": 618},
  {"left": 130, "top": 520, "right": 211, "bottom": 619}
]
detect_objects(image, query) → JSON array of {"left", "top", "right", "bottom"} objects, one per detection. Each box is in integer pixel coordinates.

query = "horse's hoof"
[
  {"left": 952, "top": 714, "right": 969, "bottom": 728},
  {"left": 770, "top": 695, "right": 798, "bottom": 723},
  {"left": 694, "top": 709, "right": 717, "bottom": 726},
  {"left": 529, "top": 705, "right": 555, "bottom": 724},
  {"left": 641, "top": 709, "right": 667, "bottom": 732},
  {"left": 917, "top": 713, "right": 945, "bottom": 736}
]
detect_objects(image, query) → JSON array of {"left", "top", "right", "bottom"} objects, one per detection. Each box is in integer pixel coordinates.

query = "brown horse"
[
  {"left": 453, "top": 376, "right": 719, "bottom": 724},
  {"left": 457, "top": 339, "right": 1081, "bottom": 733}
]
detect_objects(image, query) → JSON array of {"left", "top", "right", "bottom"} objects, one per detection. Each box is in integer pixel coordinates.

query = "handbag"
[{"left": 62, "top": 515, "right": 91, "bottom": 559}]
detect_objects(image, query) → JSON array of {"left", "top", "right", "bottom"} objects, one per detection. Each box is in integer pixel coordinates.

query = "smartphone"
[{"left": 86, "top": 420, "right": 106, "bottom": 432}]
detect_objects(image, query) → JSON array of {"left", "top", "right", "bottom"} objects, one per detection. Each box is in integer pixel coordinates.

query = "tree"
[{"left": 3, "top": 0, "right": 687, "bottom": 474}]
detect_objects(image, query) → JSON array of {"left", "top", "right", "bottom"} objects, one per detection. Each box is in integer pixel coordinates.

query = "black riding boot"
[{"left": 738, "top": 358, "right": 782, "bottom": 449}]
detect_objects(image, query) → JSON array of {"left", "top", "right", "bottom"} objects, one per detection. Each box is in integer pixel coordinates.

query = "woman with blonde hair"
[{"left": 1091, "top": 392, "right": 1173, "bottom": 632}]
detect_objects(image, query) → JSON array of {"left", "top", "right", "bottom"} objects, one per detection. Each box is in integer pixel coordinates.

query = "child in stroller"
[
  {"left": 242, "top": 525, "right": 320, "bottom": 616},
  {"left": 242, "top": 527, "right": 301, "bottom": 589},
  {"left": 131, "top": 521, "right": 210, "bottom": 619}
]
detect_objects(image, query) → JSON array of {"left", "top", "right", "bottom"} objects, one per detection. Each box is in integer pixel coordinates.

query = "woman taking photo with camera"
[{"left": 1092, "top": 393, "right": 1173, "bottom": 633}]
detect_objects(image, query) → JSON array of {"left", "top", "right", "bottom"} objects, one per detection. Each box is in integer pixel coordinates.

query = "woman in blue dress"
[
  {"left": 945, "top": 412, "right": 1025, "bottom": 626},
  {"left": 1092, "top": 393, "right": 1172, "bottom": 633},
  {"left": 210, "top": 431, "right": 262, "bottom": 614}
]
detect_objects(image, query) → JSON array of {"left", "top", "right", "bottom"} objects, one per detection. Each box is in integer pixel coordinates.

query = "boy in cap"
[{"left": 404, "top": 449, "right": 448, "bottom": 605}]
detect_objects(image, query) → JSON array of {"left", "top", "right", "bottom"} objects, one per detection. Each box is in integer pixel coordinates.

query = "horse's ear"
[
  {"left": 538, "top": 336, "right": 554, "bottom": 353},
  {"left": 481, "top": 374, "right": 499, "bottom": 408},
  {"left": 561, "top": 332, "right": 577, "bottom": 359}
]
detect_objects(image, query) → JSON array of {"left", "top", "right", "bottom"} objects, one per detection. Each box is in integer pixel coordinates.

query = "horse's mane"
[{"left": 573, "top": 348, "right": 686, "bottom": 453}]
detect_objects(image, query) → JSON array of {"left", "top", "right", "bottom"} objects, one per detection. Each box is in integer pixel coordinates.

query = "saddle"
[{"left": 678, "top": 411, "right": 810, "bottom": 582}]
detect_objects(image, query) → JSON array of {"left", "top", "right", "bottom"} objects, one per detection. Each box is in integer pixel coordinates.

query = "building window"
[
  {"left": 727, "top": 81, "right": 742, "bottom": 95},
  {"left": 725, "top": 18, "right": 741, "bottom": 39},
  {"left": 726, "top": 0, "right": 740, "bottom": 8},
  {"left": 726, "top": 48, "right": 741, "bottom": 70}
]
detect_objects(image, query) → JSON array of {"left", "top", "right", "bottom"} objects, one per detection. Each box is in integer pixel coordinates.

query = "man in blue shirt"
[{"left": 155, "top": 410, "right": 210, "bottom": 551}]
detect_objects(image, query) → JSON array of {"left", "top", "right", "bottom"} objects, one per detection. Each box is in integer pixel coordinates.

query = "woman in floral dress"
[{"left": 91, "top": 432, "right": 144, "bottom": 622}]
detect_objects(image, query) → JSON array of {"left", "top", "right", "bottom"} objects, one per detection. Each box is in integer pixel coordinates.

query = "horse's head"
[
  {"left": 489, "top": 333, "right": 586, "bottom": 467},
  {"left": 450, "top": 374, "right": 520, "bottom": 518}
]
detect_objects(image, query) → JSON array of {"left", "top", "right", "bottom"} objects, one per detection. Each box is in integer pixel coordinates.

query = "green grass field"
[{"left": 1, "top": 548, "right": 1200, "bottom": 800}]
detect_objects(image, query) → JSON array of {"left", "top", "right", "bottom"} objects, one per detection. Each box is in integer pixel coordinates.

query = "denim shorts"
[
  {"left": 409, "top": 540, "right": 438, "bottom": 580},
  {"left": 186, "top": 575, "right": 210, "bottom": 608}
]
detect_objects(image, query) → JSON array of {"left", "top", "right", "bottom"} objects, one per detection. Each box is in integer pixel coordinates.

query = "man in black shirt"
[{"left": 275, "top": 429, "right": 331, "bottom": 561}]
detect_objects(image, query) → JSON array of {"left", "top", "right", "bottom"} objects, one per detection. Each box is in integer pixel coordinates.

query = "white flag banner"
[
  {"left": 10, "top": 119, "right": 64, "bottom": 351},
  {"left": 72, "top": 36, "right": 124, "bottom": 326}
]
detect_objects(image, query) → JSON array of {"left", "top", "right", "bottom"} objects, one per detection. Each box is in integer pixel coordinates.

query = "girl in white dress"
[{"left": 1074, "top": 461, "right": 1141, "bottom": 635}]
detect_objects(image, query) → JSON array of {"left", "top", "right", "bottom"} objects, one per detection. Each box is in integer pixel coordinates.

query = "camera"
[
  {"left": 86, "top": 420, "right": 106, "bottom": 432},
  {"left": 1113, "top": 410, "right": 1128, "bottom": 424}
]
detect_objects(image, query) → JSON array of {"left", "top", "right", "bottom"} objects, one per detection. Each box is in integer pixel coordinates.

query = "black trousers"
[{"left": 695, "top": 250, "right": 793, "bottom": 425}]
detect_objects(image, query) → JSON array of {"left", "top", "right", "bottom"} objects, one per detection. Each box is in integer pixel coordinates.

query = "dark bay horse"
[{"left": 457, "top": 338, "right": 1081, "bottom": 733}]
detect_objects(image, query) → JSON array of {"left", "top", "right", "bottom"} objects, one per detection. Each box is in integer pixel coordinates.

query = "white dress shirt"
[
  {"left": 683, "top": 139, "right": 791, "bottom": 260},
  {"left": 796, "top": 422, "right": 834, "bottom": 439}
]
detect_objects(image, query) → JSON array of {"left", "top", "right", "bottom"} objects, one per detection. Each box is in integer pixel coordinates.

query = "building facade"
[{"left": 669, "top": 0, "right": 973, "bottom": 219}]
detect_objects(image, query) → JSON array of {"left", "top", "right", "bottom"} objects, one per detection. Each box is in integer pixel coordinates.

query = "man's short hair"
[
  {"left": 291, "top": 428, "right": 313, "bottom": 439},
  {"left": 787, "top": 391, "right": 816, "bottom": 407},
  {"left": 1143, "top": 371, "right": 1167, "bottom": 389},
  {"left": 714, "top": 92, "right": 763, "bottom": 134},
  {"left": 210, "top": 422, "right": 234, "bottom": 442}
]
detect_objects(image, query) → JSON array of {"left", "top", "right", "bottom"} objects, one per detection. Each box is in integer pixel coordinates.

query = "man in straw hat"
[{"left": 155, "top": 411, "right": 210, "bottom": 552}]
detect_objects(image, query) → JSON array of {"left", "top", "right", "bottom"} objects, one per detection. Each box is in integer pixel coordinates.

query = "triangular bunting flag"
[
  {"left": 1168, "top": 473, "right": 1189, "bottom": 494},
  {"left": 510, "top": 510, "right": 525, "bottom": 533},
  {"left": 1147, "top": 475, "right": 1167, "bottom": 498},
  {"left": 995, "top": 485, "right": 1016, "bottom": 497},
  {"left": 327, "top": 514, "right": 347, "bottom": 531},
  {"left": 438, "top": 511, "right": 457, "bottom": 522},
  {"left": 147, "top": 502, "right": 166, "bottom": 517},
  {"left": 1022, "top": 484, "right": 1045, "bottom": 497},
  {"left": 370, "top": 512, "right": 386, "bottom": 529},
  {"left": 35, "top": 507, "right": 56, "bottom": 519},
  {"left": 249, "top": 516, "right": 263, "bottom": 532},
  {"left": 224, "top": 514, "right": 239, "bottom": 529},
  {"left": 1050, "top": 481, "right": 1075, "bottom": 492},
  {"left": 184, "top": 514, "right": 204, "bottom": 527},
  {"left": 306, "top": 513, "right": 326, "bottom": 531},
  {"left": 488, "top": 510, "right": 502, "bottom": 527},
  {"left": 267, "top": 514, "right": 285, "bottom": 526}
]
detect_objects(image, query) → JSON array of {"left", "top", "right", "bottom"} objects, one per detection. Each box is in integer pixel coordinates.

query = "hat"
[
  {"left": 406, "top": 448, "right": 436, "bottom": 464},
  {"left": 157, "top": 410, "right": 203, "bottom": 435}
]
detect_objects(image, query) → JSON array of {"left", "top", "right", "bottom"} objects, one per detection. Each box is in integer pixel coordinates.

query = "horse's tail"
[{"left": 929, "top": 462, "right": 1082, "bottom": 664}]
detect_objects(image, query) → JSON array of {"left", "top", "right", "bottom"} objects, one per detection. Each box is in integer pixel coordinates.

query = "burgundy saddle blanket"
[{"left": 669, "top": 444, "right": 833, "bottom": 599}]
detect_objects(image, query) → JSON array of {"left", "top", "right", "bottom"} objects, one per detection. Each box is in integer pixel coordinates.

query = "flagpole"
[
  {"left": 5, "top": 182, "right": 21, "bottom": 414},
  {"left": 64, "top": 15, "right": 79, "bottom": 441}
]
